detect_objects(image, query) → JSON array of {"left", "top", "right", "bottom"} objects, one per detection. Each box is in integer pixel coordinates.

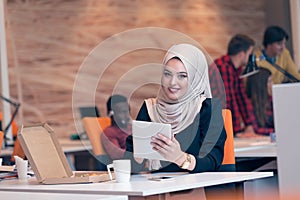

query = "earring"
[{"left": 108, "top": 110, "right": 114, "bottom": 117}]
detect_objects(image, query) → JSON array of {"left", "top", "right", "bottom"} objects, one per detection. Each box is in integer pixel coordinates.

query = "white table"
[
  {"left": 0, "top": 191, "right": 127, "bottom": 200},
  {"left": 0, "top": 139, "right": 93, "bottom": 170},
  {"left": 0, "top": 172, "right": 273, "bottom": 199},
  {"left": 234, "top": 137, "right": 277, "bottom": 158},
  {"left": 0, "top": 139, "right": 92, "bottom": 157},
  {"left": 59, "top": 139, "right": 92, "bottom": 154}
]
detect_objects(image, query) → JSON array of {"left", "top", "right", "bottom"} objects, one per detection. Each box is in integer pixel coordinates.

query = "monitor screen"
[{"left": 79, "top": 106, "right": 100, "bottom": 118}]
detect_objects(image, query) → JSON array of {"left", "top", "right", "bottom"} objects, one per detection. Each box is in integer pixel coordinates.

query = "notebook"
[
  {"left": 132, "top": 120, "right": 171, "bottom": 160},
  {"left": 18, "top": 123, "right": 112, "bottom": 184}
]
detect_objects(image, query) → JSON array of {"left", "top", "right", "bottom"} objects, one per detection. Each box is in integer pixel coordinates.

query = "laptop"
[
  {"left": 18, "top": 123, "right": 112, "bottom": 184},
  {"left": 132, "top": 120, "right": 171, "bottom": 160}
]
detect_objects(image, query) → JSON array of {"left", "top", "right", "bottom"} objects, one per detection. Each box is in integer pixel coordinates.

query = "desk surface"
[
  {"left": 234, "top": 137, "right": 277, "bottom": 158},
  {"left": 0, "top": 191, "right": 127, "bottom": 200},
  {"left": 0, "top": 172, "right": 273, "bottom": 197},
  {"left": 2, "top": 137, "right": 276, "bottom": 158},
  {"left": 0, "top": 139, "right": 92, "bottom": 157}
]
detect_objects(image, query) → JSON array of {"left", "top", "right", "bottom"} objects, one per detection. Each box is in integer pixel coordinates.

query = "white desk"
[
  {"left": 0, "top": 191, "right": 127, "bottom": 200},
  {"left": 0, "top": 172, "right": 273, "bottom": 199},
  {"left": 0, "top": 139, "right": 92, "bottom": 157},
  {"left": 234, "top": 137, "right": 277, "bottom": 158},
  {"left": 59, "top": 139, "right": 92, "bottom": 154},
  {"left": 0, "top": 139, "right": 93, "bottom": 170}
]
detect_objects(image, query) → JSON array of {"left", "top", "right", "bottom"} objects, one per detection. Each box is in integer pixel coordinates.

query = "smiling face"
[
  {"left": 112, "top": 101, "right": 130, "bottom": 128},
  {"left": 161, "top": 58, "right": 188, "bottom": 101},
  {"left": 266, "top": 38, "right": 286, "bottom": 57}
]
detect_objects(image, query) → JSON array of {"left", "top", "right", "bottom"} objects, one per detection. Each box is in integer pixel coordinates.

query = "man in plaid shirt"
[{"left": 211, "top": 34, "right": 259, "bottom": 137}]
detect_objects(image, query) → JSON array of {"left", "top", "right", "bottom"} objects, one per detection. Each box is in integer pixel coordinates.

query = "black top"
[{"left": 125, "top": 98, "right": 226, "bottom": 173}]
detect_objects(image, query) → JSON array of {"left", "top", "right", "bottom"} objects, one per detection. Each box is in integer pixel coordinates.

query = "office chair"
[
  {"left": 0, "top": 131, "right": 4, "bottom": 152},
  {"left": 82, "top": 117, "right": 112, "bottom": 170},
  {"left": 205, "top": 109, "right": 236, "bottom": 199},
  {"left": 221, "top": 109, "right": 236, "bottom": 171}
]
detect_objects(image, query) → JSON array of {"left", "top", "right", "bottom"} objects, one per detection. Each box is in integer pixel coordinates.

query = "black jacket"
[{"left": 125, "top": 98, "right": 226, "bottom": 173}]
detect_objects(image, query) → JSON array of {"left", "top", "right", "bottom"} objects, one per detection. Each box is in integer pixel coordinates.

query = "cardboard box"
[{"left": 18, "top": 123, "right": 113, "bottom": 184}]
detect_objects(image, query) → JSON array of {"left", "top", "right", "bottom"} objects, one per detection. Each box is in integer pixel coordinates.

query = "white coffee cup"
[
  {"left": 14, "top": 156, "right": 28, "bottom": 181},
  {"left": 107, "top": 159, "right": 131, "bottom": 183}
]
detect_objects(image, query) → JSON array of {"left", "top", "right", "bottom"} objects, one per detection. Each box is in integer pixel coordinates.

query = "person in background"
[
  {"left": 125, "top": 43, "right": 226, "bottom": 174},
  {"left": 101, "top": 94, "right": 132, "bottom": 160},
  {"left": 254, "top": 25, "right": 300, "bottom": 84},
  {"left": 246, "top": 68, "right": 274, "bottom": 135},
  {"left": 212, "top": 34, "right": 259, "bottom": 138},
  {"left": 208, "top": 62, "right": 227, "bottom": 108}
]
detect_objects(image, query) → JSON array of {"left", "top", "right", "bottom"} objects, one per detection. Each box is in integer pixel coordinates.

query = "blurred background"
[{"left": 1, "top": 0, "right": 296, "bottom": 137}]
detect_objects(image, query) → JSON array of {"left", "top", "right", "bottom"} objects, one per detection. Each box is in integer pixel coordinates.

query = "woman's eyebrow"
[{"left": 164, "top": 68, "right": 187, "bottom": 74}]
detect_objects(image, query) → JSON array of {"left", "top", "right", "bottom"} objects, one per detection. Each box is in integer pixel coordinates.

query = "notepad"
[{"left": 132, "top": 120, "right": 171, "bottom": 160}]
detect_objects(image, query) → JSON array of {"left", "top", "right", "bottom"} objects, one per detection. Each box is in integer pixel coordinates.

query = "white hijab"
[{"left": 145, "top": 44, "right": 212, "bottom": 134}]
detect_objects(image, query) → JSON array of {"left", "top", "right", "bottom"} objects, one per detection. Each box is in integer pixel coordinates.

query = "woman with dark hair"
[{"left": 246, "top": 68, "right": 274, "bottom": 135}]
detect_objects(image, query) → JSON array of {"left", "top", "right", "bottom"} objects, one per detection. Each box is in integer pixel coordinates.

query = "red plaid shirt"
[{"left": 211, "top": 55, "right": 257, "bottom": 134}]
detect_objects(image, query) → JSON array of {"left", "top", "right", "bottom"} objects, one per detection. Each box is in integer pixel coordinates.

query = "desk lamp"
[
  {"left": 240, "top": 54, "right": 259, "bottom": 78},
  {"left": 240, "top": 54, "right": 300, "bottom": 83}
]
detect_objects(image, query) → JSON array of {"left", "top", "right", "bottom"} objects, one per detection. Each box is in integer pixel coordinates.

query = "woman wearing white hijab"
[{"left": 126, "top": 44, "right": 226, "bottom": 173}]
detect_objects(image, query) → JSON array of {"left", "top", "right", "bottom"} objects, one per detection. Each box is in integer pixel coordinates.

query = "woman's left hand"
[{"left": 151, "top": 133, "right": 185, "bottom": 164}]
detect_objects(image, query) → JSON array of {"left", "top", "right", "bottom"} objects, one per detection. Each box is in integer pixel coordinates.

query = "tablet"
[{"left": 132, "top": 120, "right": 171, "bottom": 160}]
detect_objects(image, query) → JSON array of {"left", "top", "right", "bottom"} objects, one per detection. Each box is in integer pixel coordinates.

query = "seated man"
[
  {"left": 101, "top": 94, "right": 132, "bottom": 160},
  {"left": 254, "top": 25, "right": 300, "bottom": 83}
]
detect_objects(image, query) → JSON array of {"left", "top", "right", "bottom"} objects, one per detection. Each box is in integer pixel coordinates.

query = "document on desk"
[{"left": 132, "top": 120, "right": 171, "bottom": 160}]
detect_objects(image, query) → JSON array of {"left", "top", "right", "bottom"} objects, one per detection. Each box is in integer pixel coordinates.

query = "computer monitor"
[
  {"left": 71, "top": 106, "right": 101, "bottom": 140},
  {"left": 79, "top": 106, "right": 100, "bottom": 118},
  {"left": 273, "top": 83, "right": 300, "bottom": 197}
]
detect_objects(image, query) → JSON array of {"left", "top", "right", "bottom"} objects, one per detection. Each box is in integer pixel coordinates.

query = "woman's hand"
[
  {"left": 236, "top": 125, "right": 263, "bottom": 138},
  {"left": 151, "top": 133, "right": 185, "bottom": 165}
]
